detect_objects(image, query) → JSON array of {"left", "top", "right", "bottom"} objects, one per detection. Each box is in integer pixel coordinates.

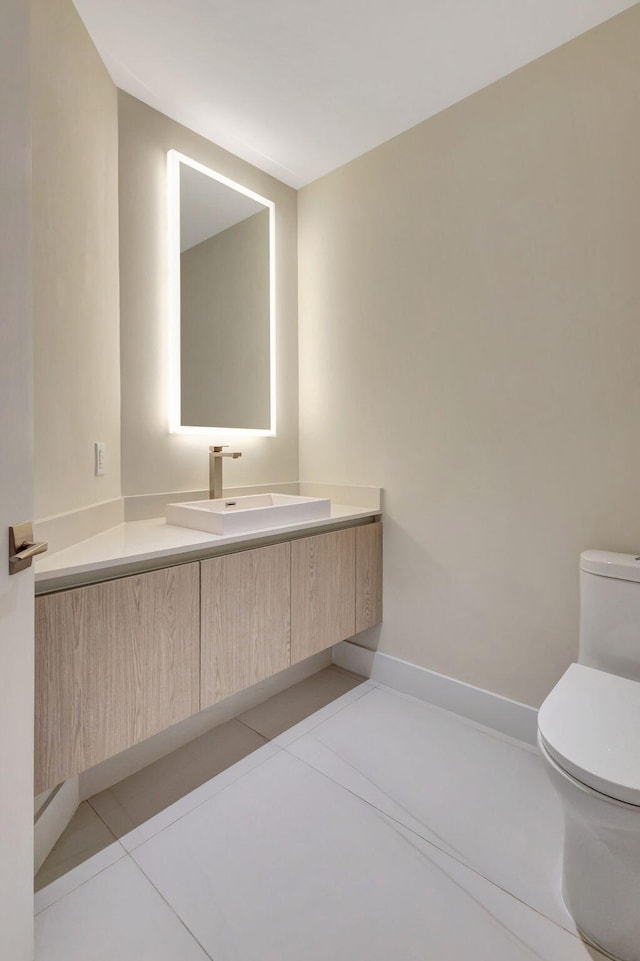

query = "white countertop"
[{"left": 35, "top": 504, "right": 381, "bottom": 592}]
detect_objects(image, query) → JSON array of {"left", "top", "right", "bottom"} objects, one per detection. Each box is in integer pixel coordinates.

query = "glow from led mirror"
[{"left": 167, "top": 149, "right": 276, "bottom": 437}]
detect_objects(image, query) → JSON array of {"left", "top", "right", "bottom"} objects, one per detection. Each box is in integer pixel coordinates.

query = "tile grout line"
[
  {"left": 125, "top": 855, "right": 217, "bottom": 961},
  {"left": 36, "top": 828, "right": 216, "bottom": 958},
  {"left": 371, "top": 680, "right": 537, "bottom": 755},
  {"left": 117, "top": 685, "right": 377, "bottom": 854},
  {"left": 233, "top": 716, "right": 270, "bottom": 739},
  {"left": 85, "top": 797, "right": 122, "bottom": 844},
  {"left": 271, "top": 682, "right": 378, "bottom": 747},
  {"left": 34, "top": 847, "right": 129, "bottom": 917},
  {"left": 38, "top": 744, "right": 279, "bottom": 910},
  {"left": 35, "top": 802, "right": 127, "bottom": 915},
  {"left": 234, "top": 679, "right": 376, "bottom": 744},
  {"left": 281, "top": 738, "right": 585, "bottom": 946},
  {"left": 118, "top": 743, "right": 285, "bottom": 853},
  {"left": 380, "top": 814, "right": 553, "bottom": 961}
]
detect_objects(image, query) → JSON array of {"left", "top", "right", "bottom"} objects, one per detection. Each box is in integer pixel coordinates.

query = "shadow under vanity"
[{"left": 34, "top": 513, "right": 382, "bottom": 795}]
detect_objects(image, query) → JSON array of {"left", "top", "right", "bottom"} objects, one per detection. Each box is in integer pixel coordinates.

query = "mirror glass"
[{"left": 168, "top": 151, "right": 275, "bottom": 435}]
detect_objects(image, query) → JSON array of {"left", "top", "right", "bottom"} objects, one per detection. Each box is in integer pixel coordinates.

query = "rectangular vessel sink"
[{"left": 166, "top": 493, "right": 331, "bottom": 536}]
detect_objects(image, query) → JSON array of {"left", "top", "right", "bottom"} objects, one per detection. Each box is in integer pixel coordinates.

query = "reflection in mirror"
[{"left": 168, "top": 150, "right": 275, "bottom": 435}]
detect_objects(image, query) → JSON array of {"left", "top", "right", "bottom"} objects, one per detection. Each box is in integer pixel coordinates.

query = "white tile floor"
[{"left": 35, "top": 669, "right": 607, "bottom": 961}]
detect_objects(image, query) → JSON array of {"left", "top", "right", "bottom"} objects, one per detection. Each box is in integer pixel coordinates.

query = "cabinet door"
[
  {"left": 291, "top": 528, "right": 356, "bottom": 663},
  {"left": 200, "top": 543, "right": 291, "bottom": 708},
  {"left": 356, "top": 522, "right": 383, "bottom": 633},
  {"left": 35, "top": 563, "right": 199, "bottom": 794}
]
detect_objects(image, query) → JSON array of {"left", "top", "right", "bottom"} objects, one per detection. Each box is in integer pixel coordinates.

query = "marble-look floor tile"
[
  {"left": 132, "top": 750, "right": 602, "bottom": 961},
  {"left": 270, "top": 681, "right": 377, "bottom": 748},
  {"left": 237, "top": 665, "right": 371, "bottom": 743},
  {"left": 89, "top": 718, "right": 268, "bottom": 845},
  {"left": 35, "top": 844, "right": 126, "bottom": 917},
  {"left": 374, "top": 681, "right": 539, "bottom": 754},
  {"left": 35, "top": 802, "right": 118, "bottom": 892},
  {"left": 95, "top": 739, "right": 281, "bottom": 852},
  {"left": 285, "top": 685, "right": 572, "bottom": 932},
  {"left": 35, "top": 856, "right": 211, "bottom": 961}
]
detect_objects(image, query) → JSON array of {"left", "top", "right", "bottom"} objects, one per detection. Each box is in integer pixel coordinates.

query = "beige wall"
[
  {"left": 298, "top": 6, "right": 640, "bottom": 707},
  {"left": 181, "top": 210, "right": 270, "bottom": 430},
  {"left": 119, "top": 93, "right": 299, "bottom": 496},
  {"left": 32, "top": 0, "right": 121, "bottom": 520}
]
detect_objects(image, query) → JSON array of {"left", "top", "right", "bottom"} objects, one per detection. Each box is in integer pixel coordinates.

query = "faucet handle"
[{"left": 209, "top": 445, "right": 242, "bottom": 458}]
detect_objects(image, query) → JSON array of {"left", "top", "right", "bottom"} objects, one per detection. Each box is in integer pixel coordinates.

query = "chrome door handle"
[{"left": 9, "top": 522, "right": 48, "bottom": 575}]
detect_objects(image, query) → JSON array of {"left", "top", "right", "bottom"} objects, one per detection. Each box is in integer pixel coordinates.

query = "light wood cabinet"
[
  {"left": 291, "top": 528, "right": 356, "bottom": 663},
  {"left": 200, "top": 543, "right": 291, "bottom": 707},
  {"left": 35, "top": 563, "right": 199, "bottom": 794},
  {"left": 35, "top": 521, "right": 382, "bottom": 793},
  {"left": 355, "top": 522, "right": 383, "bottom": 633}
]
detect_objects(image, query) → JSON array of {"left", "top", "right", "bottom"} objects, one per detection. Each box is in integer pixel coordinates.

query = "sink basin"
[{"left": 166, "top": 493, "right": 331, "bottom": 536}]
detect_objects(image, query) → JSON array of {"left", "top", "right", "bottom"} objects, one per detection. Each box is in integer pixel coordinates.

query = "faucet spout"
[{"left": 209, "top": 446, "right": 242, "bottom": 500}]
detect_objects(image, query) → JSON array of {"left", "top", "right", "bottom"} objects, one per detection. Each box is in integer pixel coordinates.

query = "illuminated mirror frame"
[{"left": 167, "top": 149, "right": 276, "bottom": 436}]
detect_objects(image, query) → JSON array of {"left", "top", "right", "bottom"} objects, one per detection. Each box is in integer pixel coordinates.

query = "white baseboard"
[
  {"left": 34, "top": 778, "right": 80, "bottom": 874},
  {"left": 333, "top": 641, "right": 538, "bottom": 746}
]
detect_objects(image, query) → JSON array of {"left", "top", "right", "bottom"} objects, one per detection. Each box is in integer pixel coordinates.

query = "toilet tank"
[{"left": 579, "top": 550, "right": 640, "bottom": 681}]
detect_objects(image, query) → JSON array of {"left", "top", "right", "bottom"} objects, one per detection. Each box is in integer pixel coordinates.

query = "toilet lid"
[{"left": 538, "top": 663, "right": 640, "bottom": 806}]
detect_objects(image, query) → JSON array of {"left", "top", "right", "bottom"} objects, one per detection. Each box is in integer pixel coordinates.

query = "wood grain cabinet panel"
[
  {"left": 291, "top": 528, "right": 356, "bottom": 663},
  {"left": 355, "top": 523, "right": 383, "bottom": 633},
  {"left": 200, "top": 543, "right": 291, "bottom": 707},
  {"left": 35, "top": 563, "right": 199, "bottom": 794}
]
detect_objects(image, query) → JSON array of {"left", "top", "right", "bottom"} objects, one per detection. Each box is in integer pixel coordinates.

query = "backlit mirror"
[{"left": 168, "top": 150, "right": 275, "bottom": 435}]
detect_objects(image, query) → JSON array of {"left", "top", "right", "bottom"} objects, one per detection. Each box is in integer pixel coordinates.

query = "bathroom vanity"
[{"left": 34, "top": 508, "right": 382, "bottom": 794}]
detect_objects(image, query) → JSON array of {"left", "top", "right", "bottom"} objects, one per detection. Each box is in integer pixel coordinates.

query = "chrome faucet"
[{"left": 209, "top": 446, "right": 242, "bottom": 500}]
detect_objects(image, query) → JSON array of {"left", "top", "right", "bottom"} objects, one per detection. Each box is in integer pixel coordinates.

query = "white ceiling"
[{"left": 73, "top": 0, "right": 636, "bottom": 188}]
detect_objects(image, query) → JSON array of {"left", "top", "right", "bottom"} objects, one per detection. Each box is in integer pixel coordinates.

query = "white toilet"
[{"left": 538, "top": 550, "right": 640, "bottom": 961}]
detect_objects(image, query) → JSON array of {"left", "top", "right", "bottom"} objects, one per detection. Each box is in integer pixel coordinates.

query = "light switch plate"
[{"left": 94, "top": 442, "right": 105, "bottom": 476}]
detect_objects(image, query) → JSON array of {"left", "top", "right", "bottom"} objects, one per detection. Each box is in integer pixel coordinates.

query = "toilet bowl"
[
  {"left": 538, "top": 667, "right": 640, "bottom": 960},
  {"left": 538, "top": 551, "right": 640, "bottom": 961}
]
